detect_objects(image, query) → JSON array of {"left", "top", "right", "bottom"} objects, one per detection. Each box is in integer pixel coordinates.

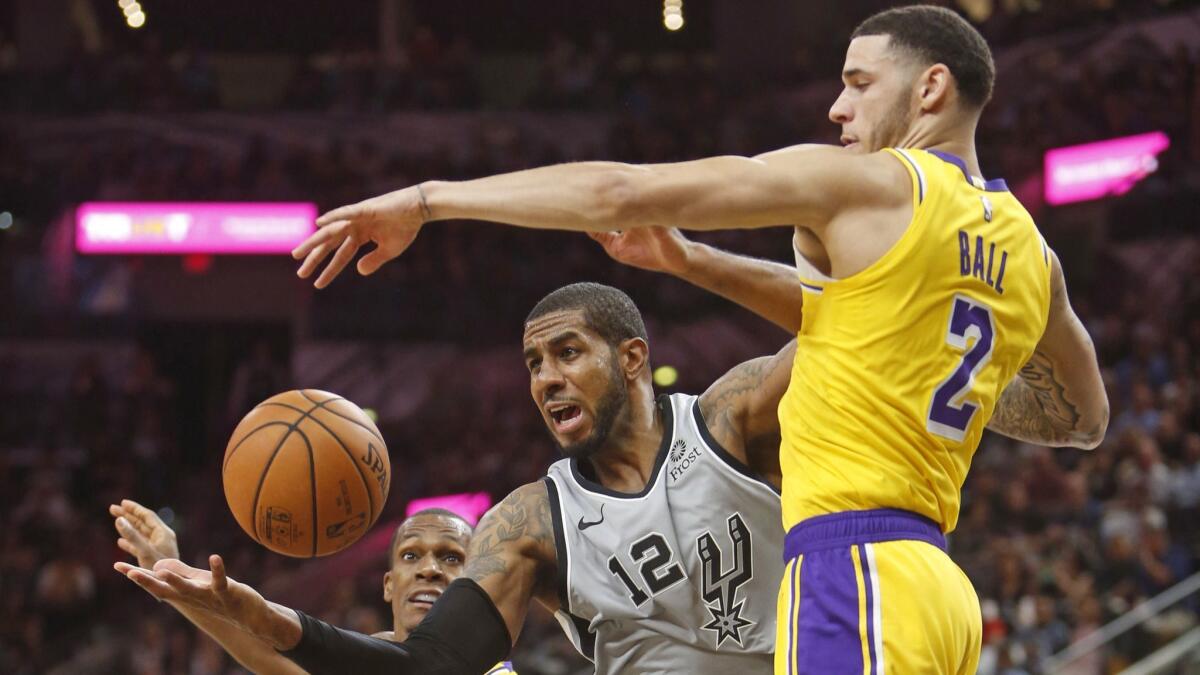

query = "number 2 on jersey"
[{"left": 927, "top": 294, "right": 995, "bottom": 442}]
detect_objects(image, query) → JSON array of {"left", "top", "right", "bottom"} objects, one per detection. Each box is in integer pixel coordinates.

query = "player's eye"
[
  {"left": 401, "top": 551, "right": 418, "bottom": 561},
  {"left": 444, "top": 554, "right": 463, "bottom": 564},
  {"left": 561, "top": 347, "right": 578, "bottom": 359},
  {"left": 527, "top": 358, "right": 541, "bottom": 372}
]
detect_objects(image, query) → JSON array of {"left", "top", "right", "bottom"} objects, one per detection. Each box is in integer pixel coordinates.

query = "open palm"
[
  {"left": 116, "top": 555, "right": 267, "bottom": 631},
  {"left": 588, "top": 227, "right": 692, "bottom": 275}
]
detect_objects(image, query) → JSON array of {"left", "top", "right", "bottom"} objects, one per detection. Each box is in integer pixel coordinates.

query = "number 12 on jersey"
[{"left": 927, "top": 294, "right": 995, "bottom": 442}]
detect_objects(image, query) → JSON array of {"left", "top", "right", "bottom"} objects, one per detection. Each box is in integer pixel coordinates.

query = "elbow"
[
  {"left": 592, "top": 167, "right": 658, "bottom": 228},
  {"left": 1074, "top": 401, "right": 1110, "bottom": 451}
]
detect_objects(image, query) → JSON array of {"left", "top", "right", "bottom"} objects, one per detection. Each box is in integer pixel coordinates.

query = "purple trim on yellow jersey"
[
  {"left": 798, "top": 280, "right": 825, "bottom": 294},
  {"left": 928, "top": 150, "right": 1009, "bottom": 192}
]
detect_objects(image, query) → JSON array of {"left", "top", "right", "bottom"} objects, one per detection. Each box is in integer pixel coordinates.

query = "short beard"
[
  {"left": 872, "top": 86, "right": 917, "bottom": 152},
  {"left": 555, "top": 359, "right": 628, "bottom": 461}
]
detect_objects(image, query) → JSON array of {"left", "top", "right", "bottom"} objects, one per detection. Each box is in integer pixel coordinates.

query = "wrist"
[
  {"left": 251, "top": 601, "right": 303, "bottom": 651},
  {"left": 417, "top": 180, "right": 449, "bottom": 223},
  {"left": 673, "top": 240, "right": 708, "bottom": 279}
]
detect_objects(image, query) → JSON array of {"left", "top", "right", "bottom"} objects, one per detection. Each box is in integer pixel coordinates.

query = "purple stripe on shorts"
[
  {"left": 795, "top": 547, "right": 864, "bottom": 675},
  {"left": 859, "top": 545, "right": 878, "bottom": 673}
]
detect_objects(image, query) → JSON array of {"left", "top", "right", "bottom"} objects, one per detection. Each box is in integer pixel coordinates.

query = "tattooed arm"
[
  {"left": 697, "top": 340, "right": 797, "bottom": 487},
  {"left": 462, "top": 481, "right": 559, "bottom": 641},
  {"left": 987, "top": 250, "right": 1108, "bottom": 449}
]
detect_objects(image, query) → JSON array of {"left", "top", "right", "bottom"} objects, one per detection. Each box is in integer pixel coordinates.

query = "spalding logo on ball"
[{"left": 223, "top": 389, "right": 390, "bottom": 557}]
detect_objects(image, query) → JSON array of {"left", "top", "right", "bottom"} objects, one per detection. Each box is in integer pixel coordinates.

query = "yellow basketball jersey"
[{"left": 779, "top": 148, "right": 1052, "bottom": 533}]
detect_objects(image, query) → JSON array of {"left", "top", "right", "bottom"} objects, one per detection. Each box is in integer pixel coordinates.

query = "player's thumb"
[{"left": 357, "top": 250, "right": 390, "bottom": 276}]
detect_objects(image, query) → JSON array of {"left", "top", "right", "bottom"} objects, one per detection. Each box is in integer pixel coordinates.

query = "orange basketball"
[{"left": 222, "top": 389, "right": 390, "bottom": 557}]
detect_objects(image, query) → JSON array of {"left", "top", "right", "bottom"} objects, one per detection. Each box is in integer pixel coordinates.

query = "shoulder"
[{"left": 754, "top": 145, "right": 910, "bottom": 206}]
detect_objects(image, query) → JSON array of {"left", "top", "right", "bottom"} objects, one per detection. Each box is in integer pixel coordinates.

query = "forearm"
[
  {"left": 421, "top": 163, "right": 646, "bottom": 233},
  {"left": 169, "top": 601, "right": 306, "bottom": 675},
  {"left": 677, "top": 242, "right": 803, "bottom": 334},
  {"left": 986, "top": 353, "right": 1107, "bottom": 449},
  {"left": 422, "top": 156, "right": 799, "bottom": 233}
]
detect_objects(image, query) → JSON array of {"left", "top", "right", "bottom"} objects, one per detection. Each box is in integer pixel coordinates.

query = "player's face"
[
  {"left": 382, "top": 515, "right": 471, "bottom": 635},
  {"left": 829, "top": 35, "right": 919, "bottom": 153},
  {"left": 523, "top": 310, "right": 628, "bottom": 460}
]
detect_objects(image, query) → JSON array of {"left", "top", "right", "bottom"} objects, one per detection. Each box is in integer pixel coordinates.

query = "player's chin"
[{"left": 402, "top": 603, "right": 433, "bottom": 624}]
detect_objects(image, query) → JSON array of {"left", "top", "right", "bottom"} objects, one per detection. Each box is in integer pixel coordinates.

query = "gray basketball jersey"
[{"left": 543, "top": 394, "right": 783, "bottom": 674}]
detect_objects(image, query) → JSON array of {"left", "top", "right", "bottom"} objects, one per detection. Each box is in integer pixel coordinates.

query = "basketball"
[{"left": 222, "top": 389, "right": 390, "bottom": 557}]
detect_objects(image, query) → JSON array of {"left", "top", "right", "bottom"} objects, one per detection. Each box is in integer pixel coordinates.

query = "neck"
[
  {"left": 898, "top": 114, "right": 982, "bottom": 176},
  {"left": 585, "top": 386, "right": 663, "bottom": 492}
]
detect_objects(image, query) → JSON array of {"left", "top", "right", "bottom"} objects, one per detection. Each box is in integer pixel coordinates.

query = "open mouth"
[
  {"left": 547, "top": 403, "right": 585, "bottom": 434},
  {"left": 407, "top": 589, "right": 442, "bottom": 610},
  {"left": 840, "top": 135, "right": 859, "bottom": 149}
]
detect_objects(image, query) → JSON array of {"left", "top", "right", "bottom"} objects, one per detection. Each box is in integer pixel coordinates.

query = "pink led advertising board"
[
  {"left": 405, "top": 492, "right": 494, "bottom": 526},
  {"left": 1044, "top": 131, "right": 1170, "bottom": 205},
  {"left": 76, "top": 202, "right": 317, "bottom": 254}
]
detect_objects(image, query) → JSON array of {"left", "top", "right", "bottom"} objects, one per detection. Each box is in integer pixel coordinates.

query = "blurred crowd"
[{"left": 2, "top": 2, "right": 1200, "bottom": 674}]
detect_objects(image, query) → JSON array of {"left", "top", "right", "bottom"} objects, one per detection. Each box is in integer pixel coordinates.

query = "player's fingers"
[
  {"left": 315, "top": 204, "right": 364, "bottom": 228},
  {"left": 210, "top": 555, "right": 229, "bottom": 594},
  {"left": 292, "top": 221, "right": 345, "bottom": 261},
  {"left": 313, "top": 236, "right": 359, "bottom": 289},
  {"left": 115, "top": 517, "right": 150, "bottom": 547},
  {"left": 117, "top": 537, "right": 138, "bottom": 556},
  {"left": 119, "top": 565, "right": 172, "bottom": 601},
  {"left": 296, "top": 242, "right": 336, "bottom": 280},
  {"left": 121, "top": 499, "right": 158, "bottom": 528}
]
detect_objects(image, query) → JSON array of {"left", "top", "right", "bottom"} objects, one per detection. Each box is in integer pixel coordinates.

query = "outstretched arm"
[
  {"left": 114, "top": 483, "right": 557, "bottom": 675},
  {"left": 293, "top": 145, "right": 909, "bottom": 288},
  {"left": 986, "top": 250, "right": 1109, "bottom": 448},
  {"left": 110, "top": 500, "right": 305, "bottom": 675},
  {"left": 697, "top": 340, "right": 797, "bottom": 487},
  {"left": 588, "top": 227, "right": 804, "bottom": 334}
]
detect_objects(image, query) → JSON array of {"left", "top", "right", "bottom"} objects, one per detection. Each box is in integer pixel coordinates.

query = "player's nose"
[
  {"left": 828, "top": 90, "right": 852, "bottom": 125},
  {"left": 415, "top": 554, "right": 445, "bottom": 580},
  {"left": 532, "top": 361, "right": 566, "bottom": 395}
]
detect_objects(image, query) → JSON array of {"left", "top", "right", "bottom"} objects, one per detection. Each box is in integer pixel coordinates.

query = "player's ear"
[
  {"left": 917, "top": 63, "right": 952, "bottom": 112},
  {"left": 617, "top": 337, "right": 649, "bottom": 380},
  {"left": 382, "top": 570, "right": 394, "bottom": 602}
]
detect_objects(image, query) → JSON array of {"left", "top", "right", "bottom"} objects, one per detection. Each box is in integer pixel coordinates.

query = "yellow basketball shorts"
[{"left": 774, "top": 509, "right": 981, "bottom": 674}]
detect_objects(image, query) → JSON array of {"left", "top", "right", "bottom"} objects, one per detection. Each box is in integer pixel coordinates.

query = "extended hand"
[
  {"left": 588, "top": 227, "right": 692, "bottom": 275},
  {"left": 110, "top": 499, "right": 180, "bottom": 569},
  {"left": 116, "top": 556, "right": 272, "bottom": 632},
  {"left": 294, "top": 186, "right": 428, "bottom": 288}
]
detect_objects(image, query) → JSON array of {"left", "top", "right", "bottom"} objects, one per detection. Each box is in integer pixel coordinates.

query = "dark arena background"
[{"left": 2, "top": 0, "right": 1200, "bottom": 673}]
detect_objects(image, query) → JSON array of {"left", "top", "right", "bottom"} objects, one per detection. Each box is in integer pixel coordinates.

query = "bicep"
[
  {"left": 628, "top": 147, "right": 902, "bottom": 231},
  {"left": 699, "top": 340, "right": 796, "bottom": 464},
  {"left": 464, "top": 482, "right": 557, "bottom": 643},
  {"left": 1031, "top": 252, "right": 1106, "bottom": 416}
]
